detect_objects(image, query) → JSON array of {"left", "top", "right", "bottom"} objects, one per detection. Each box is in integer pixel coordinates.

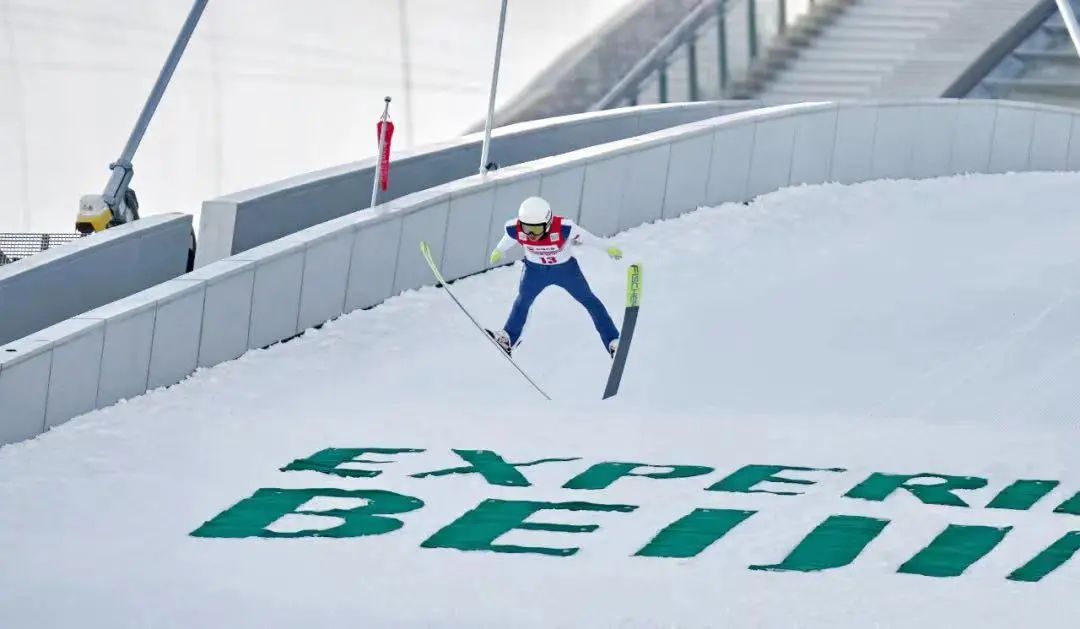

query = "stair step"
[
  {"left": 782, "top": 64, "right": 895, "bottom": 78},
  {"left": 771, "top": 69, "right": 884, "bottom": 84},
  {"left": 823, "top": 27, "right": 937, "bottom": 41},
  {"left": 830, "top": 16, "right": 944, "bottom": 31},
  {"left": 767, "top": 77, "right": 881, "bottom": 91},
  {"left": 984, "top": 77, "right": 1080, "bottom": 90},
  {"left": 842, "top": 8, "right": 954, "bottom": 21},
  {"left": 762, "top": 85, "right": 872, "bottom": 98},
  {"left": 798, "top": 48, "right": 911, "bottom": 63},
  {"left": 1014, "top": 49, "right": 1080, "bottom": 63},
  {"left": 808, "top": 41, "right": 918, "bottom": 54}
]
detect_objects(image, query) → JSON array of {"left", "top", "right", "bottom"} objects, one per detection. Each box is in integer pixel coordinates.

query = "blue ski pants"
[{"left": 504, "top": 258, "right": 619, "bottom": 348}]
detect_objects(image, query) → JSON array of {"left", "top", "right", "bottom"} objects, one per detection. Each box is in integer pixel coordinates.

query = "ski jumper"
[{"left": 493, "top": 216, "right": 620, "bottom": 349}]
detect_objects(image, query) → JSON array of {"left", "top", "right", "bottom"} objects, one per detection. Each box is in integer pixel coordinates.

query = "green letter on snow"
[
  {"left": 898, "top": 524, "right": 1011, "bottom": 578},
  {"left": 845, "top": 473, "right": 987, "bottom": 507},
  {"left": 749, "top": 515, "right": 890, "bottom": 573},
  {"left": 421, "top": 499, "right": 636, "bottom": 557},
  {"left": 985, "top": 480, "right": 1060, "bottom": 511},
  {"left": 563, "top": 462, "right": 715, "bottom": 490},
  {"left": 1055, "top": 491, "right": 1080, "bottom": 516},
  {"left": 707, "top": 465, "right": 847, "bottom": 496},
  {"left": 1007, "top": 531, "right": 1080, "bottom": 583},
  {"left": 280, "top": 447, "right": 424, "bottom": 478},
  {"left": 190, "top": 488, "right": 424, "bottom": 538},
  {"left": 412, "top": 449, "right": 579, "bottom": 487},
  {"left": 636, "top": 509, "right": 756, "bottom": 558}
]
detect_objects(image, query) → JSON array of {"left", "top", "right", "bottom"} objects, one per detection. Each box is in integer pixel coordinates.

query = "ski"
[
  {"left": 419, "top": 241, "right": 551, "bottom": 401},
  {"left": 603, "top": 263, "right": 642, "bottom": 400}
]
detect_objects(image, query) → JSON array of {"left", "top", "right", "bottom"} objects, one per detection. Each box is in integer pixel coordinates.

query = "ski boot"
[
  {"left": 608, "top": 338, "right": 619, "bottom": 359},
  {"left": 486, "top": 329, "right": 514, "bottom": 356}
]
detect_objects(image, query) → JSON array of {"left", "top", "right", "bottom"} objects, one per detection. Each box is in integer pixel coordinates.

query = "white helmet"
[{"left": 518, "top": 196, "right": 552, "bottom": 225}]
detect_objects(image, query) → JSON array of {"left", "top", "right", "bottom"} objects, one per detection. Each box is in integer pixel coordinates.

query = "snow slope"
[
  {"left": 0, "top": 0, "right": 638, "bottom": 231},
  {"left": 0, "top": 173, "right": 1077, "bottom": 627}
]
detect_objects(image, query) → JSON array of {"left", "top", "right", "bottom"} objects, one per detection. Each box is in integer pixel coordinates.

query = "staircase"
[
  {"left": 750, "top": 0, "right": 1040, "bottom": 102},
  {"left": 976, "top": 3, "right": 1080, "bottom": 108}
]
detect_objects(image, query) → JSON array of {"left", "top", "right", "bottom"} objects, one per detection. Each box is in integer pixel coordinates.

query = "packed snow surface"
[{"left": 1, "top": 173, "right": 1078, "bottom": 627}]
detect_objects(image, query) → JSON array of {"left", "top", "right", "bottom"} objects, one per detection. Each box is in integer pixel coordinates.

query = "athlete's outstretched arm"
[{"left": 569, "top": 221, "right": 622, "bottom": 259}]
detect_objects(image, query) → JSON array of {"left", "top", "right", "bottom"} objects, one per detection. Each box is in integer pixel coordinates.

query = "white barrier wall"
[
  {"left": 197, "top": 101, "right": 757, "bottom": 266},
  {"left": 4, "top": 99, "right": 1079, "bottom": 445},
  {"left": 0, "top": 214, "right": 193, "bottom": 345}
]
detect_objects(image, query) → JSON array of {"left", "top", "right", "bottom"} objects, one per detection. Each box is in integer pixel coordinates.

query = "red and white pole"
[{"left": 371, "top": 96, "right": 395, "bottom": 211}]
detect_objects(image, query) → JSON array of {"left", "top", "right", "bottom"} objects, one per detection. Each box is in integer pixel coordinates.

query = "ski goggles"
[{"left": 520, "top": 222, "right": 547, "bottom": 237}]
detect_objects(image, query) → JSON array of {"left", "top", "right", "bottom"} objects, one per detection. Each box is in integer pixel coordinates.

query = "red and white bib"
[{"left": 512, "top": 216, "right": 573, "bottom": 266}]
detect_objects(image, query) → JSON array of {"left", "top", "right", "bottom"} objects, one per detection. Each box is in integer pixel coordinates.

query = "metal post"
[
  {"left": 718, "top": 0, "right": 729, "bottom": 93},
  {"left": 102, "top": 0, "right": 208, "bottom": 212},
  {"left": 748, "top": 0, "right": 758, "bottom": 60},
  {"left": 778, "top": 0, "right": 787, "bottom": 35},
  {"left": 687, "top": 38, "right": 699, "bottom": 101},
  {"left": 479, "top": 0, "right": 509, "bottom": 175},
  {"left": 658, "top": 64, "right": 669, "bottom": 103},
  {"left": 371, "top": 97, "right": 392, "bottom": 210},
  {"left": 1055, "top": 0, "right": 1080, "bottom": 60},
  {"left": 398, "top": 0, "right": 416, "bottom": 147}
]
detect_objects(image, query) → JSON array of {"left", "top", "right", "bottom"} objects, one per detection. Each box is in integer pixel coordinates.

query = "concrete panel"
[
  {"left": 706, "top": 123, "right": 755, "bottom": 206},
  {"left": 790, "top": 109, "right": 839, "bottom": 187},
  {"left": 42, "top": 319, "right": 106, "bottom": 430},
  {"left": 0, "top": 214, "right": 191, "bottom": 346},
  {"left": 0, "top": 340, "right": 51, "bottom": 445},
  {"left": 909, "top": 105, "right": 957, "bottom": 180},
  {"left": 248, "top": 245, "right": 305, "bottom": 349},
  {"left": 579, "top": 155, "right": 629, "bottom": 237},
  {"left": 831, "top": 106, "right": 879, "bottom": 185},
  {"left": 443, "top": 187, "right": 496, "bottom": 280},
  {"left": 95, "top": 303, "right": 156, "bottom": 408},
  {"left": 194, "top": 200, "right": 238, "bottom": 268},
  {"left": 148, "top": 280, "right": 206, "bottom": 391},
  {"left": 988, "top": 105, "right": 1036, "bottom": 174},
  {"left": 1068, "top": 116, "right": 1080, "bottom": 171},
  {"left": 747, "top": 117, "right": 797, "bottom": 198},
  {"left": 1028, "top": 110, "right": 1072, "bottom": 172},
  {"left": 553, "top": 116, "right": 640, "bottom": 154},
  {"left": 195, "top": 261, "right": 256, "bottom": 368},
  {"left": 871, "top": 107, "right": 918, "bottom": 180},
  {"left": 663, "top": 133, "right": 714, "bottom": 219},
  {"left": 346, "top": 217, "right": 404, "bottom": 311},
  {"left": 393, "top": 201, "right": 451, "bottom": 294},
  {"left": 619, "top": 143, "right": 671, "bottom": 231},
  {"left": 951, "top": 102, "right": 997, "bottom": 174},
  {"left": 636, "top": 108, "right": 712, "bottom": 134},
  {"left": 489, "top": 175, "right": 543, "bottom": 260},
  {"left": 297, "top": 229, "right": 354, "bottom": 331},
  {"left": 200, "top": 103, "right": 754, "bottom": 266},
  {"left": 135, "top": 219, "right": 194, "bottom": 289},
  {"left": 540, "top": 166, "right": 585, "bottom": 224}
]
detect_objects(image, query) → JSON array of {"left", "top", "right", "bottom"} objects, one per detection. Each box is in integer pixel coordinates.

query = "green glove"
[
  {"left": 490, "top": 250, "right": 503, "bottom": 265},
  {"left": 607, "top": 246, "right": 623, "bottom": 260}
]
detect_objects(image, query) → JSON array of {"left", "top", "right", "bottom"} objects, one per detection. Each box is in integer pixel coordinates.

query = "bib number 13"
[{"left": 540, "top": 256, "right": 558, "bottom": 265}]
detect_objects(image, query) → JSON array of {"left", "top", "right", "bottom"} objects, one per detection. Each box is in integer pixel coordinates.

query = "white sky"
[{"left": 0, "top": 0, "right": 640, "bottom": 231}]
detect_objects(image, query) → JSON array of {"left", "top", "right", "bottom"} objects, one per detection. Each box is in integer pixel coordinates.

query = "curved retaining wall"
[
  {"left": 195, "top": 102, "right": 758, "bottom": 266},
  {"left": 0, "top": 214, "right": 193, "bottom": 346},
  {"left": 4, "top": 98, "right": 1079, "bottom": 445}
]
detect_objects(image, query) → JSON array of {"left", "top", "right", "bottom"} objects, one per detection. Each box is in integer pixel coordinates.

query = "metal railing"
[
  {"left": 0, "top": 233, "right": 85, "bottom": 266},
  {"left": 592, "top": 0, "right": 818, "bottom": 110}
]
